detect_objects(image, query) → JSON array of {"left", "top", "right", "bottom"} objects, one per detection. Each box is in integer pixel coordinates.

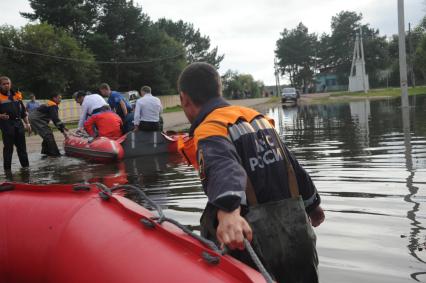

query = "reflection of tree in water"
[
  {"left": 273, "top": 97, "right": 426, "bottom": 171},
  {"left": 275, "top": 102, "right": 365, "bottom": 163},
  {"left": 401, "top": 104, "right": 426, "bottom": 281}
]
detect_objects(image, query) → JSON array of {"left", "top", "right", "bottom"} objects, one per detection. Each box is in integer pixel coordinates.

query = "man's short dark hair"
[
  {"left": 49, "top": 93, "right": 60, "bottom": 100},
  {"left": 99, "top": 83, "right": 110, "bottom": 90},
  {"left": 73, "top": 90, "right": 90, "bottom": 100},
  {"left": 178, "top": 62, "right": 222, "bottom": 106},
  {"left": 141, "top": 86, "right": 151, "bottom": 93}
]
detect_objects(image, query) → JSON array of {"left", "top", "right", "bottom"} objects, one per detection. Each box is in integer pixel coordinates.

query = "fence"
[{"left": 25, "top": 95, "right": 181, "bottom": 123}]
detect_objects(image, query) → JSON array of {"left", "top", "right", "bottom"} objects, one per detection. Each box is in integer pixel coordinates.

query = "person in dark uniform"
[
  {"left": 178, "top": 63, "right": 325, "bottom": 283},
  {"left": 29, "top": 94, "right": 68, "bottom": 156},
  {"left": 0, "top": 76, "right": 30, "bottom": 172}
]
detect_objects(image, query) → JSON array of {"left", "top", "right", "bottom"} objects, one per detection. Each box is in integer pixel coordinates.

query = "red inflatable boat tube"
[{"left": 0, "top": 182, "right": 265, "bottom": 283}]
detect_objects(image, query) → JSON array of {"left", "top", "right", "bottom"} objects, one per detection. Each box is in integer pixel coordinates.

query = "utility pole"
[
  {"left": 398, "top": 0, "right": 409, "bottom": 108},
  {"left": 274, "top": 58, "right": 281, "bottom": 97},
  {"left": 360, "top": 28, "right": 368, "bottom": 93},
  {"left": 408, "top": 22, "right": 416, "bottom": 87}
]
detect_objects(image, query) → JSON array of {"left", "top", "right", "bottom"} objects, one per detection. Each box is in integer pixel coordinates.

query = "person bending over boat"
[
  {"left": 177, "top": 63, "right": 325, "bottom": 283},
  {"left": 73, "top": 91, "right": 109, "bottom": 131},
  {"left": 84, "top": 109, "right": 123, "bottom": 140},
  {"left": 133, "top": 86, "right": 163, "bottom": 132},
  {"left": 29, "top": 94, "right": 68, "bottom": 156},
  {"left": 0, "top": 76, "right": 30, "bottom": 172},
  {"left": 99, "top": 83, "right": 134, "bottom": 133}
]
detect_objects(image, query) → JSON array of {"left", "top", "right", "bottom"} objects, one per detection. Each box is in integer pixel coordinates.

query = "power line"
[{"left": 0, "top": 45, "right": 184, "bottom": 64}]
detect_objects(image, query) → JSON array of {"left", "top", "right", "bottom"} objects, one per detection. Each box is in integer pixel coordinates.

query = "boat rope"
[
  {"left": 244, "top": 239, "right": 274, "bottom": 283},
  {"left": 110, "top": 184, "right": 274, "bottom": 283},
  {"left": 111, "top": 184, "right": 219, "bottom": 252},
  {"left": 111, "top": 184, "right": 165, "bottom": 222}
]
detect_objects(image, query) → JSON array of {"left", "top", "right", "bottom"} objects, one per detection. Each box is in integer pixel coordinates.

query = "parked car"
[
  {"left": 122, "top": 90, "right": 139, "bottom": 109},
  {"left": 281, "top": 87, "right": 299, "bottom": 104}
]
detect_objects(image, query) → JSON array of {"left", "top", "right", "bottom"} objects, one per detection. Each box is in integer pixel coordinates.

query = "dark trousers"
[
  {"left": 138, "top": 121, "right": 160, "bottom": 132},
  {"left": 1, "top": 123, "right": 29, "bottom": 171},
  {"left": 29, "top": 114, "right": 60, "bottom": 156},
  {"left": 41, "top": 133, "right": 61, "bottom": 156},
  {"left": 123, "top": 112, "right": 135, "bottom": 133}
]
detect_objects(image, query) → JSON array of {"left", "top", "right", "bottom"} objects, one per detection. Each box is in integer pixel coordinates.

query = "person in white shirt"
[
  {"left": 133, "top": 86, "right": 163, "bottom": 131},
  {"left": 73, "top": 91, "right": 109, "bottom": 130}
]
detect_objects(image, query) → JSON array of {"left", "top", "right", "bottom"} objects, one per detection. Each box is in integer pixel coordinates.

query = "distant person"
[
  {"left": 0, "top": 76, "right": 30, "bottom": 172},
  {"left": 99, "top": 83, "right": 134, "bottom": 132},
  {"left": 133, "top": 86, "right": 163, "bottom": 131},
  {"left": 73, "top": 91, "right": 109, "bottom": 131},
  {"left": 84, "top": 109, "right": 123, "bottom": 140},
  {"left": 29, "top": 94, "right": 68, "bottom": 156},
  {"left": 26, "top": 94, "right": 40, "bottom": 112}
]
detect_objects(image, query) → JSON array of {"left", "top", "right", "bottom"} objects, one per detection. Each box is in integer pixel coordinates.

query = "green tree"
[
  {"left": 318, "top": 11, "right": 389, "bottom": 87},
  {"left": 222, "top": 70, "right": 264, "bottom": 99},
  {"left": 0, "top": 23, "right": 99, "bottom": 97},
  {"left": 415, "top": 35, "right": 426, "bottom": 81},
  {"left": 21, "top": 0, "right": 200, "bottom": 95},
  {"left": 21, "top": 0, "right": 99, "bottom": 39},
  {"left": 275, "top": 22, "right": 317, "bottom": 91},
  {"left": 156, "top": 18, "right": 224, "bottom": 68}
]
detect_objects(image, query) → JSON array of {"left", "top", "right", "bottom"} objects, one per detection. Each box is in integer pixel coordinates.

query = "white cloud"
[{"left": 2, "top": 0, "right": 424, "bottom": 85}]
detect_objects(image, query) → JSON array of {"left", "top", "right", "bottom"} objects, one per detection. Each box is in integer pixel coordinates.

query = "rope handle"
[{"left": 109, "top": 184, "right": 275, "bottom": 282}]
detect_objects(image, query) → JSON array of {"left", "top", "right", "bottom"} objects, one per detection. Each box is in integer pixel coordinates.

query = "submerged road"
[{"left": 24, "top": 97, "right": 274, "bottom": 154}]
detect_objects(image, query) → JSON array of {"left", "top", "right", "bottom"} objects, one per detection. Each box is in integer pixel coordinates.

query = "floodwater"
[{"left": 2, "top": 95, "right": 426, "bottom": 283}]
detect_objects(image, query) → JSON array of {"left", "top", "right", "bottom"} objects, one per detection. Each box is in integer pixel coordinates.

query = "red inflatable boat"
[
  {"left": 0, "top": 182, "right": 266, "bottom": 283},
  {"left": 64, "top": 131, "right": 186, "bottom": 162},
  {"left": 64, "top": 134, "right": 125, "bottom": 162}
]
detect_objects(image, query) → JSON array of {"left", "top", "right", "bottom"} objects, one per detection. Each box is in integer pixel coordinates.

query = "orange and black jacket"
[
  {"left": 33, "top": 100, "right": 65, "bottom": 133},
  {"left": 0, "top": 90, "right": 27, "bottom": 126},
  {"left": 180, "top": 97, "right": 320, "bottom": 213}
]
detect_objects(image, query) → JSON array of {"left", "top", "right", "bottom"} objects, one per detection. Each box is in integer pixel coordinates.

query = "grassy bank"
[
  {"left": 330, "top": 86, "right": 426, "bottom": 98},
  {"left": 302, "top": 86, "right": 426, "bottom": 105},
  {"left": 163, "top": 105, "right": 182, "bottom": 113}
]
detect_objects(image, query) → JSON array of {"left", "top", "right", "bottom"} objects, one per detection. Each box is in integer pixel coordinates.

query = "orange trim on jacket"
[
  {"left": 46, "top": 100, "right": 58, "bottom": 107},
  {"left": 179, "top": 105, "right": 274, "bottom": 169},
  {"left": 0, "top": 91, "right": 23, "bottom": 102}
]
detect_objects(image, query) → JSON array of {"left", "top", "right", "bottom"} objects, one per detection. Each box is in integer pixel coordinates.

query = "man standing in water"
[
  {"left": 29, "top": 94, "right": 68, "bottom": 156},
  {"left": 0, "top": 76, "right": 30, "bottom": 172},
  {"left": 178, "top": 62, "right": 324, "bottom": 282}
]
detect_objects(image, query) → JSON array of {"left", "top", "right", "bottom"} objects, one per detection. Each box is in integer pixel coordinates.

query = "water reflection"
[
  {"left": 268, "top": 95, "right": 426, "bottom": 282},
  {"left": 402, "top": 104, "right": 426, "bottom": 281}
]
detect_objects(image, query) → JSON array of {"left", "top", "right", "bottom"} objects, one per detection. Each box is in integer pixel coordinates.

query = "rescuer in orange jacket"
[
  {"left": 84, "top": 109, "right": 123, "bottom": 140},
  {"left": 177, "top": 63, "right": 324, "bottom": 283},
  {"left": 29, "top": 94, "right": 68, "bottom": 156},
  {"left": 0, "top": 76, "right": 30, "bottom": 172}
]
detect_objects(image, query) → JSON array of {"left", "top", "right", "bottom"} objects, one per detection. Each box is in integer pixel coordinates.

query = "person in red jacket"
[{"left": 84, "top": 110, "right": 123, "bottom": 140}]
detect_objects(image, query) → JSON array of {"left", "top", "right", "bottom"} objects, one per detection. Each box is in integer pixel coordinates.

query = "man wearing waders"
[
  {"left": 29, "top": 94, "right": 68, "bottom": 156},
  {"left": 178, "top": 62, "right": 325, "bottom": 283}
]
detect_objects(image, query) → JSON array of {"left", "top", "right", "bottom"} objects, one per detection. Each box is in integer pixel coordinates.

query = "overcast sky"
[{"left": 2, "top": 0, "right": 425, "bottom": 85}]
